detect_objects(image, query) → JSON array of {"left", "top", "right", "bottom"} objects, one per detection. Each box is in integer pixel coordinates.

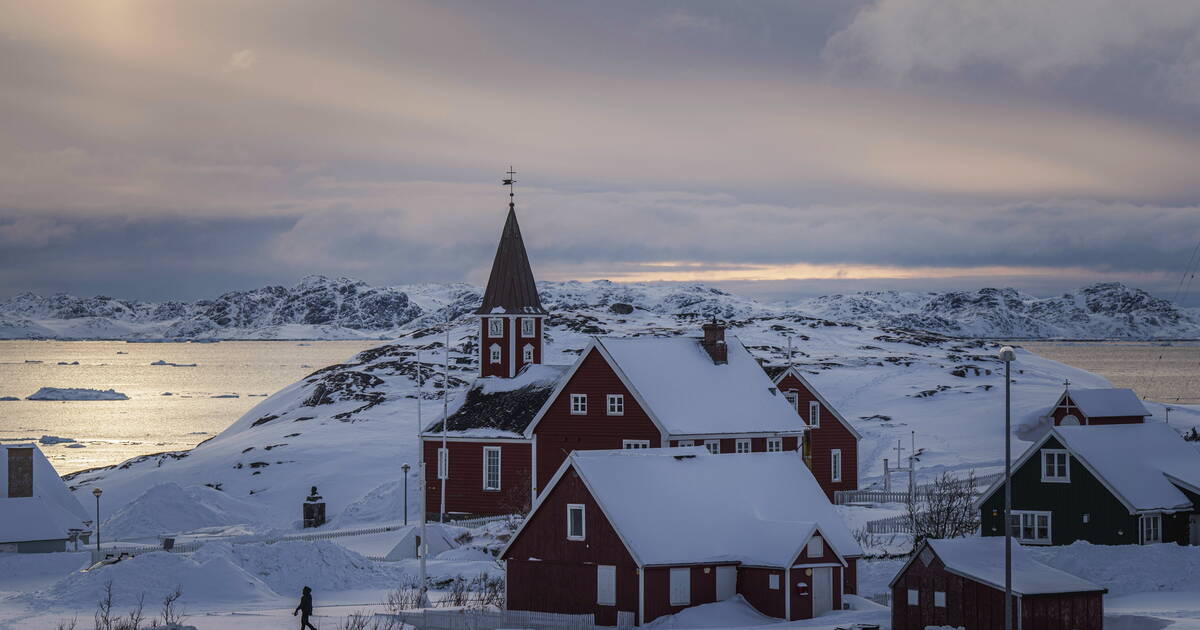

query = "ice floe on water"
[
  {"left": 26, "top": 387, "right": 129, "bottom": 401},
  {"left": 151, "top": 360, "right": 198, "bottom": 367},
  {"left": 38, "top": 435, "right": 76, "bottom": 444}
]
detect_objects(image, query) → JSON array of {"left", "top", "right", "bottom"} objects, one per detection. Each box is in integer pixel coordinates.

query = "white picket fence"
[
  {"left": 834, "top": 472, "right": 1003, "bottom": 505},
  {"left": 378, "top": 609, "right": 633, "bottom": 630}
]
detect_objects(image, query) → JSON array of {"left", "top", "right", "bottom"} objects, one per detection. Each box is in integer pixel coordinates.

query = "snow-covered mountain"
[{"left": 2, "top": 277, "right": 1197, "bottom": 340}]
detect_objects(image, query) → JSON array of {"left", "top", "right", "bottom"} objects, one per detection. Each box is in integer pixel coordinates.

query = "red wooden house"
[
  {"left": 890, "top": 537, "right": 1105, "bottom": 630},
  {"left": 766, "top": 366, "right": 862, "bottom": 500},
  {"left": 1042, "top": 386, "right": 1150, "bottom": 426},
  {"left": 501, "top": 448, "right": 862, "bottom": 626}
]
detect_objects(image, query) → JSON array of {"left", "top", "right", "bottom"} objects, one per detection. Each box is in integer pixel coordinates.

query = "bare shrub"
[
  {"left": 159, "top": 585, "right": 185, "bottom": 627},
  {"left": 339, "top": 611, "right": 400, "bottom": 630},
  {"left": 54, "top": 618, "right": 77, "bottom": 630},
  {"left": 469, "top": 573, "right": 504, "bottom": 610},
  {"left": 906, "top": 471, "right": 980, "bottom": 548},
  {"left": 439, "top": 576, "right": 470, "bottom": 608},
  {"left": 95, "top": 581, "right": 115, "bottom": 630}
]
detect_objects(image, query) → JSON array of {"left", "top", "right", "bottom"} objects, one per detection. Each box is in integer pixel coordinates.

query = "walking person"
[{"left": 294, "top": 586, "right": 317, "bottom": 630}]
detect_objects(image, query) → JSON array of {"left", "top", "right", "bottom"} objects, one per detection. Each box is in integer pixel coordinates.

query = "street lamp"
[
  {"left": 92, "top": 487, "right": 103, "bottom": 555},
  {"left": 998, "top": 346, "right": 1016, "bottom": 630},
  {"left": 401, "top": 463, "right": 411, "bottom": 526}
]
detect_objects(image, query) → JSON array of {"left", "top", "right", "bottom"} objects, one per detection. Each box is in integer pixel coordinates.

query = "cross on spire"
[
  {"left": 1063, "top": 379, "right": 1071, "bottom": 390},
  {"left": 503, "top": 166, "right": 516, "bottom": 210}
]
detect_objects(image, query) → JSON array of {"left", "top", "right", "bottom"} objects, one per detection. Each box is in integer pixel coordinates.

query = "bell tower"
[{"left": 475, "top": 168, "right": 547, "bottom": 378}]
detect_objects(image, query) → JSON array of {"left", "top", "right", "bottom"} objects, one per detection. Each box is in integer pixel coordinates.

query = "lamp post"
[
  {"left": 91, "top": 487, "right": 103, "bottom": 555},
  {"left": 998, "top": 346, "right": 1016, "bottom": 630},
  {"left": 401, "top": 463, "right": 411, "bottom": 526}
]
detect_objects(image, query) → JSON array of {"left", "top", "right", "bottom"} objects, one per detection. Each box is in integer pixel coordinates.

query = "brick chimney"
[{"left": 701, "top": 322, "right": 728, "bottom": 365}]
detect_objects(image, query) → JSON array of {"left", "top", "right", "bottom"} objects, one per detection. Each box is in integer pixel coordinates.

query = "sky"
[{"left": 2, "top": 0, "right": 1200, "bottom": 303}]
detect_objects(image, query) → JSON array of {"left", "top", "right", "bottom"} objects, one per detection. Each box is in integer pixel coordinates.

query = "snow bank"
[
  {"left": 1028, "top": 542, "right": 1200, "bottom": 597},
  {"left": 102, "top": 482, "right": 274, "bottom": 540},
  {"left": 336, "top": 480, "right": 408, "bottom": 526},
  {"left": 26, "top": 387, "right": 129, "bottom": 401},
  {"left": 214, "top": 540, "right": 410, "bottom": 594},
  {"left": 646, "top": 595, "right": 780, "bottom": 629}
]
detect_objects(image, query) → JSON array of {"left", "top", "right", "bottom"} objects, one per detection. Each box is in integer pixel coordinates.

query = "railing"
[
  {"left": 863, "top": 513, "right": 914, "bottom": 534},
  {"left": 378, "top": 609, "right": 627, "bottom": 630},
  {"left": 834, "top": 472, "right": 1004, "bottom": 505}
]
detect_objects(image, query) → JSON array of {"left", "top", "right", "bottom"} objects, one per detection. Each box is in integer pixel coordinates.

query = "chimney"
[{"left": 701, "top": 322, "right": 728, "bottom": 365}]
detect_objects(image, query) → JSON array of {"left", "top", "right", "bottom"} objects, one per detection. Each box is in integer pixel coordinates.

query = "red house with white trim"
[
  {"left": 766, "top": 366, "right": 861, "bottom": 500},
  {"left": 501, "top": 448, "right": 862, "bottom": 626},
  {"left": 1043, "top": 386, "right": 1150, "bottom": 426}
]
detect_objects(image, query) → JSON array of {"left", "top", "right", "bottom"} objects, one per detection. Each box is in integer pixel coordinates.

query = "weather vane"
[{"left": 503, "top": 166, "right": 516, "bottom": 209}]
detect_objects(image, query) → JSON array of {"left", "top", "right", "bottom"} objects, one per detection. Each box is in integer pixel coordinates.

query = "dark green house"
[{"left": 978, "top": 423, "right": 1200, "bottom": 546}]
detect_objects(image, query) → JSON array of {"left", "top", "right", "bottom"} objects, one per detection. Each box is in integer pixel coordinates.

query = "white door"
[
  {"left": 811, "top": 567, "right": 833, "bottom": 616},
  {"left": 716, "top": 566, "right": 736, "bottom": 601}
]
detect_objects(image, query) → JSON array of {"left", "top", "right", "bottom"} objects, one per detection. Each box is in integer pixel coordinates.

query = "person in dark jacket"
[{"left": 293, "top": 586, "right": 317, "bottom": 630}]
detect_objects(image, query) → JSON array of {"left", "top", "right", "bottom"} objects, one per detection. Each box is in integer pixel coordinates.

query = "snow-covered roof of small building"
[
  {"left": 1053, "top": 423, "right": 1200, "bottom": 512},
  {"left": 593, "top": 336, "right": 804, "bottom": 437},
  {"left": 424, "top": 364, "right": 569, "bottom": 437},
  {"left": 900, "top": 538, "right": 1105, "bottom": 596},
  {"left": 533, "top": 448, "right": 860, "bottom": 567},
  {"left": 0, "top": 444, "right": 90, "bottom": 544},
  {"left": 1058, "top": 388, "right": 1150, "bottom": 418}
]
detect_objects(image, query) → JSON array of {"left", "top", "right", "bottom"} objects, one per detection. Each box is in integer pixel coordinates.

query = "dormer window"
[
  {"left": 488, "top": 318, "right": 504, "bottom": 338},
  {"left": 489, "top": 344, "right": 501, "bottom": 364},
  {"left": 521, "top": 317, "right": 535, "bottom": 337},
  {"left": 784, "top": 391, "right": 798, "bottom": 410},
  {"left": 522, "top": 344, "right": 534, "bottom": 363}
]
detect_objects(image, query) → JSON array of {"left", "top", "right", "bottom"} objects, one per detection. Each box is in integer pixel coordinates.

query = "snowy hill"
[
  {"left": 3, "top": 277, "right": 1197, "bottom": 341},
  {"left": 62, "top": 305, "right": 1200, "bottom": 541}
]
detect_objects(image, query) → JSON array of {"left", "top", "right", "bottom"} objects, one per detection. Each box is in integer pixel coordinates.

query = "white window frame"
[
  {"left": 807, "top": 535, "right": 824, "bottom": 558},
  {"left": 809, "top": 401, "right": 820, "bottom": 428},
  {"left": 597, "top": 565, "right": 616, "bottom": 606},
  {"left": 521, "top": 317, "right": 535, "bottom": 338},
  {"left": 482, "top": 446, "right": 501, "bottom": 491},
  {"left": 735, "top": 438, "right": 751, "bottom": 454},
  {"left": 489, "top": 343, "right": 501, "bottom": 364},
  {"left": 607, "top": 394, "right": 624, "bottom": 416},
  {"left": 1041, "top": 449, "right": 1070, "bottom": 483},
  {"left": 677, "top": 440, "right": 694, "bottom": 447},
  {"left": 522, "top": 344, "right": 534, "bottom": 363},
  {"left": 437, "top": 447, "right": 448, "bottom": 480},
  {"left": 784, "top": 391, "right": 798, "bottom": 410},
  {"left": 570, "top": 394, "right": 587, "bottom": 415},
  {"left": 766, "top": 437, "right": 783, "bottom": 452},
  {"left": 669, "top": 567, "right": 691, "bottom": 606},
  {"left": 622, "top": 439, "right": 650, "bottom": 449},
  {"left": 567, "top": 504, "right": 586, "bottom": 541},
  {"left": 831, "top": 449, "right": 842, "bottom": 483},
  {"left": 907, "top": 589, "right": 919, "bottom": 606},
  {"left": 704, "top": 440, "right": 721, "bottom": 454},
  {"left": 1141, "top": 514, "right": 1162, "bottom": 544},
  {"left": 1010, "top": 510, "right": 1052, "bottom": 544},
  {"left": 934, "top": 591, "right": 946, "bottom": 607},
  {"left": 488, "top": 318, "right": 504, "bottom": 338},
  {"left": 768, "top": 574, "right": 780, "bottom": 590}
]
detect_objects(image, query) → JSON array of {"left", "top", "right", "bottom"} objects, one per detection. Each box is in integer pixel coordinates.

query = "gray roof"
[
  {"left": 475, "top": 206, "right": 547, "bottom": 315},
  {"left": 424, "top": 364, "right": 567, "bottom": 437}
]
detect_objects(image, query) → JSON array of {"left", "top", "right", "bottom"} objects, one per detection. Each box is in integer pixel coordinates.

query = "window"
[
  {"left": 784, "top": 391, "right": 798, "bottom": 410},
  {"left": 768, "top": 574, "right": 780, "bottom": 590},
  {"left": 907, "top": 589, "right": 919, "bottom": 606},
  {"left": 521, "top": 317, "right": 535, "bottom": 337},
  {"left": 735, "top": 439, "right": 751, "bottom": 454},
  {"left": 934, "top": 591, "right": 946, "bottom": 608},
  {"left": 1041, "top": 449, "right": 1070, "bottom": 482},
  {"left": 808, "top": 401, "right": 820, "bottom": 428},
  {"left": 807, "top": 535, "right": 824, "bottom": 558},
  {"left": 489, "top": 344, "right": 501, "bottom": 364},
  {"left": 597, "top": 565, "right": 616, "bottom": 606},
  {"left": 1010, "top": 511, "right": 1052, "bottom": 544},
  {"left": 488, "top": 318, "right": 504, "bottom": 338},
  {"left": 522, "top": 344, "right": 534, "bottom": 363},
  {"left": 1142, "top": 514, "right": 1162, "bottom": 544},
  {"left": 623, "top": 440, "right": 650, "bottom": 449},
  {"left": 831, "top": 449, "right": 842, "bottom": 483},
  {"left": 607, "top": 394, "right": 624, "bottom": 416},
  {"left": 570, "top": 394, "right": 587, "bottom": 415},
  {"left": 437, "top": 447, "right": 448, "bottom": 480},
  {"left": 669, "top": 568, "right": 691, "bottom": 606},
  {"left": 766, "top": 437, "right": 783, "bottom": 452},
  {"left": 567, "top": 504, "right": 586, "bottom": 540},
  {"left": 483, "top": 447, "right": 501, "bottom": 491},
  {"left": 704, "top": 440, "right": 721, "bottom": 454},
  {"left": 677, "top": 440, "right": 694, "bottom": 447}
]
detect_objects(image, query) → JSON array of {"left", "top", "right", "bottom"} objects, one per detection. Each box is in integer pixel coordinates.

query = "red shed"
[
  {"left": 890, "top": 538, "right": 1106, "bottom": 630},
  {"left": 766, "top": 366, "right": 862, "bottom": 502},
  {"left": 1044, "top": 387, "right": 1150, "bottom": 426},
  {"left": 501, "top": 448, "right": 862, "bottom": 626}
]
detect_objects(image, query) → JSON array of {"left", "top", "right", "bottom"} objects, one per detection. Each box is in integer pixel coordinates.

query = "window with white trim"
[
  {"left": 483, "top": 446, "right": 501, "bottom": 491},
  {"left": 607, "top": 394, "right": 624, "bottom": 416},
  {"left": 1041, "top": 449, "right": 1070, "bottom": 482},
  {"left": 437, "top": 447, "right": 448, "bottom": 480},
  {"left": 488, "top": 318, "right": 503, "bottom": 338},
  {"left": 831, "top": 449, "right": 843, "bottom": 483},
  {"left": 567, "top": 504, "right": 586, "bottom": 540},
  {"left": 784, "top": 391, "right": 798, "bottom": 410},
  {"left": 768, "top": 574, "right": 780, "bottom": 590},
  {"left": 934, "top": 591, "right": 946, "bottom": 607},
  {"left": 807, "top": 535, "right": 824, "bottom": 558},
  {"left": 597, "top": 565, "right": 616, "bottom": 606},
  {"left": 677, "top": 440, "right": 694, "bottom": 447},
  {"left": 1142, "top": 514, "right": 1162, "bottom": 544},
  {"left": 735, "top": 439, "right": 751, "bottom": 454},
  {"left": 489, "top": 344, "right": 501, "bottom": 364},
  {"left": 907, "top": 589, "right": 918, "bottom": 606},
  {"left": 521, "top": 317, "right": 535, "bottom": 337},
  {"left": 522, "top": 344, "right": 534, "bottom": 363},
  {"left": 766, "top": 437, "right": 783, "bottom": 452},
  {"left": 622, "top": 439, "right": 650, "bottom": 449},
  {"left": 704, "top": 440, "right": 721, "bottom": 454},
  {"left": 1010, "top": 511, "right": 1052, "bottom": 544},
  {"left": 570, "top": 394, "right": 587, "bottom": 415},
  {"left": 669, "top": 568, "right": 690, "bottom": 606},
  {"left": 809, "top": 401, "right": 820, "bottom": 428}
]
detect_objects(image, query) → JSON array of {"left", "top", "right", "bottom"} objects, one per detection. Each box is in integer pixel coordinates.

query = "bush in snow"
[{"left": 906, "top": 471, "right": 980, "bottom": 549}]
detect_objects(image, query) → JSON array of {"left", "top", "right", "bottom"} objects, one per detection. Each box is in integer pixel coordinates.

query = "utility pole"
[
  {"left": 416, "top": 348, "right": 429, "bottom": 608},
  {"left": 999, "top": 346, "right": 1017, "bottom": 630},
  {"left": 439, "top": 324, "right": 450, "bottom": 523}
]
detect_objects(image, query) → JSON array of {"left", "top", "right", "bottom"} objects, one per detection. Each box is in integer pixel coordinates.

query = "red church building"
[
  {"left": 1043, "top": 386, "right": 1150, "bottom": 426},
  {"left": 766, "top": 366, "right": 862, "bottom": 500}
]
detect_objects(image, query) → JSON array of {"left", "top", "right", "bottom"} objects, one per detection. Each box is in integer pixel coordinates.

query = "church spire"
[{"left": 475, "top": 168, "right": 546, "bottom": 316}]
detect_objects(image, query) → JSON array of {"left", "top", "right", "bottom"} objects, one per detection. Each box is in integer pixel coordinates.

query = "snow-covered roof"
[
  {"left": 1053, "top": 423, "right": 1200, "bottom": 512},
  {"left": 0, "top": 444, "right": 90, "bottom": 543},
  {"left": 765, "top": 365, "right": 863, "bottom": 440},
  {"left": 423, "top": 364, "right": 568, "bottom": 437},
  {"left": 591, "top": 336, "right": 805, "bottom": 437},
  {"left": 514, "top": 448, "right": 860, "bottom": 567},
  {"left": 1059, "top": 388, "right": 1150, "bottom": 418},
  {"left": 898, "top": 538, "right": 1105, "bottom": 596}
]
